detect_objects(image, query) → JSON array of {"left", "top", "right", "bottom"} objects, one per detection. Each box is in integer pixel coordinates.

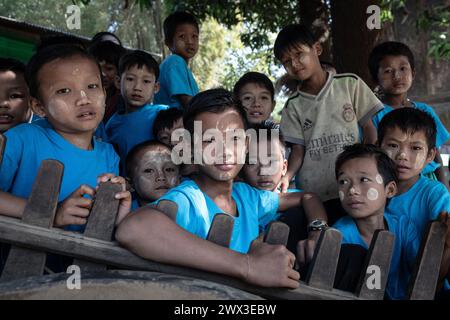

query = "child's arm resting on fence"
[
  {"left": 0, "top": 191, "right": 27, "bottom": 218},
  {"left": 115, "top": 204, "right": 300, "bottom": 288}
]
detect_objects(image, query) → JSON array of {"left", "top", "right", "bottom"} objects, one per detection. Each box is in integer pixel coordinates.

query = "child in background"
[
  {"left": 233, "top": 72, "right": 276, "bottom": 126},
  {"left": 153, "top": 107, "right": 184, "bottom": 147},
  {"left": 125, "top": 141, "right": 180, "bottom": 209},
  {"left": 369, "top": 41, "right": 450, "bottom": 189},
  {"left": 275, "top": 24, "right": 383, "bottom": 225},
  {"left": 0, "top": 44, "right": 130, "bottom": 230},
  {"left": 116, "top": 89, "right": 329, "bottom": 288},
  {"left": 88, "top": 40, "right": 127, "bottom": 123},
  {"left": 241, "top": 122, "right": 327, "bottom": 260},
  {"left": 0, "top": 58, "right": 32, "bottom": 132},
  {"left": 105, "top": 50, "right": 169, "bottom": 172},
  {"left": 154, "top": 11, "right": 199, "bottom": 109}
]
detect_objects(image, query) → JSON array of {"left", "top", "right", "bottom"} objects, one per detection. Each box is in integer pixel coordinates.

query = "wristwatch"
[{"left": 307, "top": 219, "right": 329, "bottom": 232}]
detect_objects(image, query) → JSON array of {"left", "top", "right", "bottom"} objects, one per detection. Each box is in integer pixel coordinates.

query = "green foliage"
[{"left": 417, "top": 5, "right": 450, "bottom": 60}]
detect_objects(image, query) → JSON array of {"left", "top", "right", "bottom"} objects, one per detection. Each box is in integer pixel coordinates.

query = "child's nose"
[
  {"left": 76, "top": 90, "right": 91, "bottom": 105},
  {"left": 155, "top": 170, "right": 166, "bottom": 181},
  {"left": 0, "top": 100, "right": 9, "bottom": 108}
]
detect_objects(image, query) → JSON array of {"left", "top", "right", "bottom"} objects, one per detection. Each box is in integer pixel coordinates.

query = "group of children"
[{"left": 0, "top": 11, "right": 449, "bottom": 299}]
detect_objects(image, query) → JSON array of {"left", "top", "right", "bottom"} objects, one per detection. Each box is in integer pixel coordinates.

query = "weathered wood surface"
[
  {"left": 407, "top": 221, "right": 447, "bottom": 300},
  {"left": 355, "top": 230, "right": 395, "bottom": 300},
  {"left": 74, "top": 182, "right": 121, "bottom": 272},
  {"left": 264, "top": 221, "right": 289, "bottom": 246},
  {"left": 206, "top": 213, "right": 234, "bottom": 248},
  {"left": 305, "top": 228, "right": 342, "bottom": 291},
  {"left": 0, "top": 160, "right": 63, "bottom": 282},
  {"left": 0, "top": 215, "right": 359, "bottom": 300}
]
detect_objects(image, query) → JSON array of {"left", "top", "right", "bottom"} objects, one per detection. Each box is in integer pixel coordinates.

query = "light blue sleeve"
[
  {"left": 401, "top": 216, "right": 421, "bottom": 271},
  {"left": 0, "top": 128, "right": 24, "bottom": 191},
  {"left": 166, "top": 58, "right": 195, "bottom": 97},
  {"left": 155, "top": 190, "right": 198, "bottom": 236},
  {"left": 255, "top": 188, "right": 280, "bottom": 229},
  {"left": 426, "top": 183, "right": 450, "bottom": 221}
]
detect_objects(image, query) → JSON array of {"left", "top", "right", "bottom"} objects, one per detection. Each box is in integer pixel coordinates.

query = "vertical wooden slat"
[
  {"left": 356, "top": 230, "right": 395, "bottom": 300},
  {"left": 305, "top": 228, "right": 342, "bottom": 290},
  {"left": 0, "top": 160, "right": 63, "bottom": 282},
  {"left": 74, "top": 182, "right": 121, "bottom": 272},
  {"left": 263, "top": 221, "right": 290, "bottom": 246},
  {"left": 407, "top": 221, "right": 447, "bottom": 300},
  {"left": 206, "top": 213, "right": 234, "bottom": 248}
]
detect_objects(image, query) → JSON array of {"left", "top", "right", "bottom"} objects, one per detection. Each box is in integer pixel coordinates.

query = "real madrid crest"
[{"left": 342, "top": 103, "right": 355, "bottom": 122}]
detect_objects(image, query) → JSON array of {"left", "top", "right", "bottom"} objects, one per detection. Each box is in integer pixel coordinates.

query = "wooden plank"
[
  {"left": 206, "top": 213, "right": 234, "bottom": 248},
  {"left": 74, "top": 182, "right": 121, "bottom": 272},
  {"left": 407, "top": 221, "right": 447, "bottom": 300},
  {"left": 0, "top": 215, "right": 361, "bottom": 300},
  {"left": 263, "top": 221, "right": 290, "bottom": 246},
  {"left": 305, "top": 228, "right": 342, "bottom": 291},
  {"left": 355, "top": 230, "right": 395, "bottom": 300},
  {"left": 0, "top": 160, "right": 63, "bottom": 282},
  {"left": 0, "top": 134, "right": 5, "bottom": 166}
]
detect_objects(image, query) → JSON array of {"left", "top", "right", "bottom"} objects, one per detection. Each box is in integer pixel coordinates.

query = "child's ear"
[
  {"left": 30, "top": 97, "right": 47, "bottom": 118},
  {"left": 313, "top": 42, "right": 323, "bottom": 56},
  {"left": 154, "top": 81, "right": 160, "bottom": 94},
  {"left": 385, "top": 181, "right": 398, "bottom": 199},
  {"left": 125, "top": 176, "right": 135, "bottom": 193},
  {"left": 426, "top": 147, "right": 437, "bottom": 164},
  {"left": 281, "top": 159, "right": 288, "bottom": 177}
]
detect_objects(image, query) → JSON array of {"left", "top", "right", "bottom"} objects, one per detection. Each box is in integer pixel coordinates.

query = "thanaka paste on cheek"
[
  {"left": 339, "top": 190, "right": 345, "bottom": 201},
  {"left": 367, "top": 188, "right": 379, "bottom": 201},
  {"left": 375, "top": 174, "right": 383, "bottom": 185}
]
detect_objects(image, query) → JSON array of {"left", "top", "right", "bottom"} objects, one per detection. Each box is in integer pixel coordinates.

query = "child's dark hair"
[
  {"left": 118, "top": 50, "right": 159, "bottom": 80},
  {"left": 153, "top": 108, "right": 184, "bottom": 140},
  {"left": 335, "top": 144, "right": 398, "bottom": 186},
  {"left": 26, "top": 44, "right": 101, "bottom": 99},
  {"left": 274, "top": 24, "right": 316, "bottom": 62},
  {"left": 163, "top": 11, "right": 199, "bottom": 45},
  {"left": 0, "top": 58, "right": 26, "bottom": 75},
  {"left": 183, "top": 88, "right": 248, "bottom": 134},
  {"left": 125, "top": 140, "right": 172, "bottom": 178},
  {"left": 37, "top": 35, "right": 86, "bottom": 51},
  {"left": 378, "top": 108, "right": 436, "bottom": 151},
  {"left": 233, "top": 72, "right": 275, "bottom": 101},
  {"left": 91, "top": 32, "right": 122, "bottom": 46},
  {"left": 368, "top": 41, "right": 415, "bottom": 83},
  {"left": 88, "top": 41, "right": 127, "bottom": 68},
  {"left": 250, "top": 122, "right": 286, "bottom": 159}
]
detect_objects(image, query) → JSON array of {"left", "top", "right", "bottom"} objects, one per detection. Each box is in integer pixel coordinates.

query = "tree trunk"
[
  {"left": 298, "top": 0, "right": 333, "bottom": 63},
  {"left": 330, "top": 0, "right": 381, "bottom": 86}
]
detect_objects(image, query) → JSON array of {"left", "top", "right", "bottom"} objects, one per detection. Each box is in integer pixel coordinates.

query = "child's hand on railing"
[
  {"left": 54, "top": 184, "right": 94, "bottom": 227},
  {"left": 97, "top": 173, "right": 132, "bottom": 226}
]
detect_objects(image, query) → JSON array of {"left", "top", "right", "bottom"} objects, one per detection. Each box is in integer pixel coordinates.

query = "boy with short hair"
[
  {"left": 0, "top": 58, "right": 32, "bottom": 132},
  {"left": 331, "top": 143, "right": 449, "bottom": 299},
  {"left": 369, "top": 41, "right": 450, "bottom": 189},
  {"left": 233, "top": 72, "right": 276, "bottom": 126},
  {"left": 116, "top": 89, "right": 330, "bottom": 288},
  {"left": 88, "top": 40, "right": 127, "bottom": 123},
  {"left": 378, "top": 108, "right": 450, "bottom": 238},
  {"left": 241, "top": 122, "right": 321, "bottom": 260},
  {"left": 105, "top": 50, "right": 169, "bottom": 172},
  {"left": 0, "top": 44, "right": 131, "bottom": 229},
  {"left": 153, "top": 107, "right": 184, "bottom": 147},
  {"left": 154, "top": 11, "right": 199, "bottom": 109},
  {"left": 125, "top": 140, "right": 180, "bottom": 209},
  {"left": 275, "top": 24, "right": 383, "bottom": 224}
]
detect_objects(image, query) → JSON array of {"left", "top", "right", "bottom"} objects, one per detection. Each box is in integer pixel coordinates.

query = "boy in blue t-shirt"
[
  {"left": 0, "top": 44, "right": 131, "bottom": 228},
  {"left": 0, "top": 58, "right": 32, "bottom": 133},
  {"left": 154, "top": 11, "right": 199, "bottom": 109},
  {"left": 125, "top": 140, "right": 180, "bottom": 209},
  {"left": 117, "top": 89, "right": 330, "bottom": 289},
  {"left": 332, "top": 143, "right": 449, "bottom": 299},
  {"left": 105, "top": 50, "right": 169, "bottom": 172},
  {"left": 369, "top": 42, "right": 450, "bottom": 189}
]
